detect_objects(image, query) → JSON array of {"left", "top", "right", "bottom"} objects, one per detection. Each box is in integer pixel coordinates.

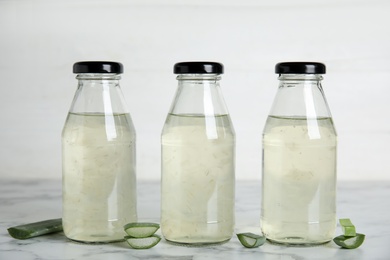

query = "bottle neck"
[
  {"left": 278, "top": 74, "right": 323, "bottom": 84},
  {"left": 269, "top": 73, "right": 331, "bottom": 119},
  {"left": 176, "top": 74, "right": 221, "bottom": 95},
  {"left": 176, "top": 74, "right": 221, "bottom": 82},
  {"left": 76, "top": 73, "right": 121, "bottom": 81},
  {"left": 169, "top": 74, "right": 228, "bottom": 116},
  {"left": 69, "top": 73, "right": 128, "bottom": 114},
  {"left": 76, "top": 73, "right": 121, "bottom": 89},
  {"left": 279, "top": 74, "right": 323, "bottom": 81}
]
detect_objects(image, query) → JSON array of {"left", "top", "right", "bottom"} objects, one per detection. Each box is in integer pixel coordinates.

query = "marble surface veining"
[{"left": 0, "top": 179, "right": 389, "bottom": 260}]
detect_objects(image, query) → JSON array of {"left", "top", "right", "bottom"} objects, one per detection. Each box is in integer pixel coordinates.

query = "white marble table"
[{"left": 0, "top": 179, "right": 389, "bottom": 259}]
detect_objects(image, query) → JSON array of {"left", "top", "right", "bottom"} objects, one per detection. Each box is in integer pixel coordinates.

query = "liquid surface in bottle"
[
  {"left": 261, "top": 116, "right": 337, "bottom": 245},
  {"left": 62, "top": 112, "right": 137, "bottom": 243},
  {"left": 161, "top": 114, "right": 235, "bottom": 245}
]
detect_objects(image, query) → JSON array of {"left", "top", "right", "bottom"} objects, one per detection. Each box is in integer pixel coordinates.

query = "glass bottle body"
[
  {"left": 161, "top": 74, "right": 235, "bottom": 246},
  {"left": 261, "top": 74, "right": 337, "bottom": 245},
  {"left": 62, "top": 73, "right": 137, "bottom": 243}
]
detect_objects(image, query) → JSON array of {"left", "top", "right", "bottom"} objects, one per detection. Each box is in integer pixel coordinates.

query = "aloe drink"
[
  {"left": 62, "top": 112, "right": 137, "bottom": 242},
  {"left": 261, "top": 116, "right": 337, "bottom": 244},
  {"left": 161, "top": 114, "right": 235, "bottom": 244}
]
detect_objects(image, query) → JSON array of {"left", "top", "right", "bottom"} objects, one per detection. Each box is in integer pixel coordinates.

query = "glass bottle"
[
  {"left": 161, "top": 62, "right": 235, "bottom": 246},
  {"left": 261, "top": 62, "right": 337, "bottom": 245},
  {"left": 62, "top": 61, "right": 137, "bottom": 243}
]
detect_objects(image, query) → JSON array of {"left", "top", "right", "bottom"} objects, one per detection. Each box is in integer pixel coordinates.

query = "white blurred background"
[{"left": 0, "top": 0, "right": 389, "bottom": 181}]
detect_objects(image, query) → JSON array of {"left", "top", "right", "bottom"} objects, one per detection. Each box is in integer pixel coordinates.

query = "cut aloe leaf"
[
  {"left": 333, "top": 233, "right": 365, "bottom": 249},
  {"left": 237, "top": 232, "right": 266, "bottom": 248},
  {"left": 7, "top": 218, "right": 62, "bottom": 240},
  {"left": 124, "top": 222, "right": 160, "bottom": 238},
  {"left": 125, "top": 234, "right": 161, "bottom": 249},
  {"left": 339, "top": 218, "right": 356, "bottom": 237}
]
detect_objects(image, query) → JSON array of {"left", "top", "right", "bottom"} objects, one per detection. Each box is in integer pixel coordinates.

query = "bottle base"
[
  {"left": 165, "top": 238, "right": 231, "bottom": 247},
  {"left": 266, "top": 236, "right": 332, "bottom": 247},
  {"left": 66, "top": 235, "right": 125, "bottom": 244}
]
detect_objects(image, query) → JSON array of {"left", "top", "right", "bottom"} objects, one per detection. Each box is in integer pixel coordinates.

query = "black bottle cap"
[
  {"left": 174, "top": 62, "right": 224, "bottom": 74},
  {"left": 73, "top": 61, "right": 123, "bottom": 74},
  {"left": 275, "top": 62, "right": 326, "bottom": 74}
]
